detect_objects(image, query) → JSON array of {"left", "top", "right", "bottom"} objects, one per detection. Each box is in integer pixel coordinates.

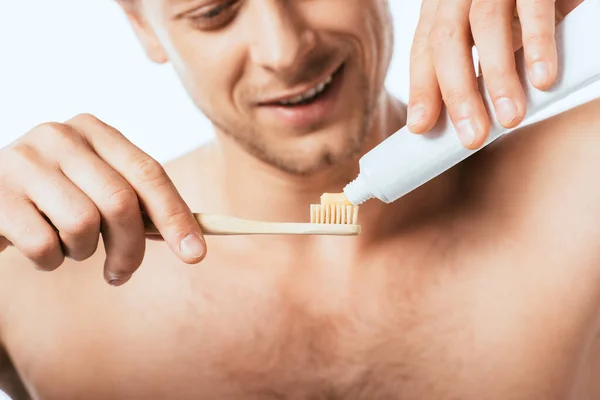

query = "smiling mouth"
[{"left": 261, "top": 64, "right": 345, "bottom": 107}]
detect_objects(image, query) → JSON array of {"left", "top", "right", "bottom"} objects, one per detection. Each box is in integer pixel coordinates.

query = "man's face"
[{"left": 130, "top": 0, "right": 394, "bottom": 175}]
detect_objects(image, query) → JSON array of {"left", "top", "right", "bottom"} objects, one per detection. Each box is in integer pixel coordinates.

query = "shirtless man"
[{"left": 1, "top": 0, "right": 599, "bottom": 398}]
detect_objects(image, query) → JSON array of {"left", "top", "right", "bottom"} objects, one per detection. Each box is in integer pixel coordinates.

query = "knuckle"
[
  {"left": 132, "top": 155, "right": 169, "bottom": 187},
  {"left": 469, "top": 0, "right": 498, "bottom": 25},
  {"left": 25, "top": 233, "right": 61, "bottom": 264},
  {"left": 523, "top": 32, "right": 554, "bottom": 49},
  {"left": 442, "top": 87, "right": 469, "bottom": 107},
  {"left": 1, "top": 144, "right": 43, "bottom": 183},
  {"left": 37, "top": 121, "right": 69, "bottom": 137},
  {"left": 71, "top": 113, "right": 102, "bottom": 125},
  {"left": 105, "top": 186, "right": 139, "bottom": 218},
  {"left": 0, "top": 191, "right": 26, "bottom": 213},
  {"left": 69, "top": 113, "right": 124, "bottom": 139},
  {"left": 409, "top": 91, "right": 434, "bottom": 108},
  {"left": 37, "top": 122, "right": 83, "bottom": 146},
  {"left": 0, "top": 148, "right": 13, "bottom": 180},
  {"left": 67, "top": 241, "right": 99, "bottom": 261},
  {"left": 5, "top": 142, "right": 39, "bottom": 167},
  {"left": 66, "top": 207, "right": 101, "bottom": 236},
  {"left": 527, "top": 0, "right": 554, "bottom": 15},
  {"left": 410, "top": 36, "right": 431, "bottom": 60},
  {"left": 37, "top": 256, "right": 64, "bottom": 272},
  {"left": 482, "top": 65, "right": 515, "bottom": 85},
  {"left": 429, "top": 22, "right": 463, "bottom": 48},
  {"left": 164, "top": 207, "right": 192, "bottom": 229}
]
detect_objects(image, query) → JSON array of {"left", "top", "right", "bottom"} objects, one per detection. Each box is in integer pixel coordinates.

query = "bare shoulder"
[
  {"left": 473, "top": 97, "right": 600, "bottom": 223},
  {"left": 468, "top": 96, "right": 600, "bottom": 282},
  {"left": 161, "top": 142, "right": 215, "bottom": 185},
  {"left": 160, "top": 142, "right": 217, "bottom": 210},
  {"left": 460, "top": 98, "right": 600, "bottom": 396}
]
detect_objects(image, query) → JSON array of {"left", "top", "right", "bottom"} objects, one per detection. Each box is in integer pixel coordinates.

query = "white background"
[{"left": 0, "top": 1, "right": 420, "bottom": 163}]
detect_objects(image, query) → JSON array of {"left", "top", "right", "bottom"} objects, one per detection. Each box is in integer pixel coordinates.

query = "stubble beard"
[{"left": 213, "top": 76, "right": 378, "bottom": 177}]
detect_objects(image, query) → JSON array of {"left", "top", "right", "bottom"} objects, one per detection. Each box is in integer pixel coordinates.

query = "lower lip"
[{"left": 257, "top": 65, "right": 345, "bottom": 128}]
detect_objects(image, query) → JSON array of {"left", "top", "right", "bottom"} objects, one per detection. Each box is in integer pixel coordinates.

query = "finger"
[
  {"left": 430, "top": 0, "right": 490, "bottom": 149},
  {"left": 408, "top": 0, "right": 443, "bottom": 133},
  {"left": 33, "top": 123, "right": 148, "bottom": 285},
  {"left": 470, "top": 0, "right": 526, "bottom": 128},
  {"left": 0, "top": 144, "right": 65, "bottom": 270},
  {"left": 69, "top": 165, "right": 146, "bottom": 287},
  {"left": 517, "top": 0, "right": 557, "bottom": 89},
  {"left": 0, "top": 196, "right": 64, "bottom": 271},
  {"left": 99, "top": 191, "right": 146, "bottom": 287},
  {"left": 67, "top": 114, "right": 207, "bottom": 265},
  {"left": 21, "top": 156, "right": 101, "bottom": 262}
]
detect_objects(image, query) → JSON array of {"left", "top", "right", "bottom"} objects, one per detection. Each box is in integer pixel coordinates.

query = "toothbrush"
[
  {"left": 143, "top": 213, "right": 360, "bottom": 236},
  {"left": 343, "top": 0, "right": 600, "bottom": 206},
  {"left": 143, "top": 195, "right": 361, "bottom": 237}
]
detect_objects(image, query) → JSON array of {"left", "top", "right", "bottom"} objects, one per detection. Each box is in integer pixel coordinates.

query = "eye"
[{"left": 187, "top": 0, "right": 241, "bottom": 30}]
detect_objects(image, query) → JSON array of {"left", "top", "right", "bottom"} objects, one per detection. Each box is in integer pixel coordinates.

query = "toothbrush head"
[{"left": 310, "top": 193, "right": 359, "bottom": 225}]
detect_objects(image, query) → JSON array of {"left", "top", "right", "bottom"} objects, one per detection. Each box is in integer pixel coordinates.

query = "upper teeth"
[{"left": 278, "top": 74, "right": 333, "bottom": 105}]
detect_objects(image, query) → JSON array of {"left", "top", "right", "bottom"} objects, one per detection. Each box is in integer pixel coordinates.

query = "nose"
[{"left": 248, "top": 0, "right": 317, "bottom": 75}]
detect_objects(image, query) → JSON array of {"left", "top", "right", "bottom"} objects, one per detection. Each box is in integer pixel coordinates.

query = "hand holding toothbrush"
[
  {"left": 0, "top": 114, "right": 207, "bottom": 286},
  {"left": 0, "top": 115, "right": 360, "bottom": 286},
  {"left": 406, "top": 0, "right": 583, "bottom": 149}
]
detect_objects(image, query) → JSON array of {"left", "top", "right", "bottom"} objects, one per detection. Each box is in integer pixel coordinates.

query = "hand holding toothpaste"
[{"left": 406, "top": 0, "right": 582, "bottom": 149}]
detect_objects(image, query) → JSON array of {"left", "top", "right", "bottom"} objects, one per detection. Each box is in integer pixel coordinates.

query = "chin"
[{"left": 258, "top": 128, "right": 368, "bottom": 176}]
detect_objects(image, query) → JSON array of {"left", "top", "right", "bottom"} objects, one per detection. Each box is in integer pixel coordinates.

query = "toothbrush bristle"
[{"left": 310, "top": 193, "right": 359, "bottom": 224}]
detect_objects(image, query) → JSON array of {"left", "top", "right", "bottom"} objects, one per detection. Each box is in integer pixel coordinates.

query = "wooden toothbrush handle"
[
  {"left": 142, "top": 212, "right": 360, "bottom": 236},
  {"left": 142, "top": 212, "right": 247, "bottom": 235}
]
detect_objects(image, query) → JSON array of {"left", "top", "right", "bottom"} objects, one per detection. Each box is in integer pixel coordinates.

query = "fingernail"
[
  {"left": 407, "top": 105, "right": 426, "bottom": 127},
  {"left": 456, "top": 119, "right": 476, "bottom": 147},
  {"left": 180, "top": 233, "right": 206, "bottom": 260},
  {"left": 495, "top": 97, "right": 518, "bottom": 125},
  {"left": 107, "top": 273, "right": 131, "bottom": 287},
  {"left": 531, "top": 61, "right": 549, "bottom": 87}
]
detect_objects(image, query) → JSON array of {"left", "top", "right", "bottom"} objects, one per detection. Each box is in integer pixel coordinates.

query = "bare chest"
[{"left": 3, "top": 235, "right": 600, "bottom": 400}]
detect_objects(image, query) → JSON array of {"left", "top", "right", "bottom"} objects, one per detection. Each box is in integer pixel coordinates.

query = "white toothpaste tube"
[{"left": 344, "top": 0, "right": 600, "bottom": 205}]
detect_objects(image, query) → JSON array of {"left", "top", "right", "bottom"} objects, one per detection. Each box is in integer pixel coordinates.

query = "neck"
[{"left": 201, "top": 92, "right": 460, "bottom": 245}]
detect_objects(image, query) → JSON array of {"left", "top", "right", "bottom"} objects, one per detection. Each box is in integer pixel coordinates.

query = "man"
[{"left": 0, "top": 0, "right": 599, "bottom": 398}]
